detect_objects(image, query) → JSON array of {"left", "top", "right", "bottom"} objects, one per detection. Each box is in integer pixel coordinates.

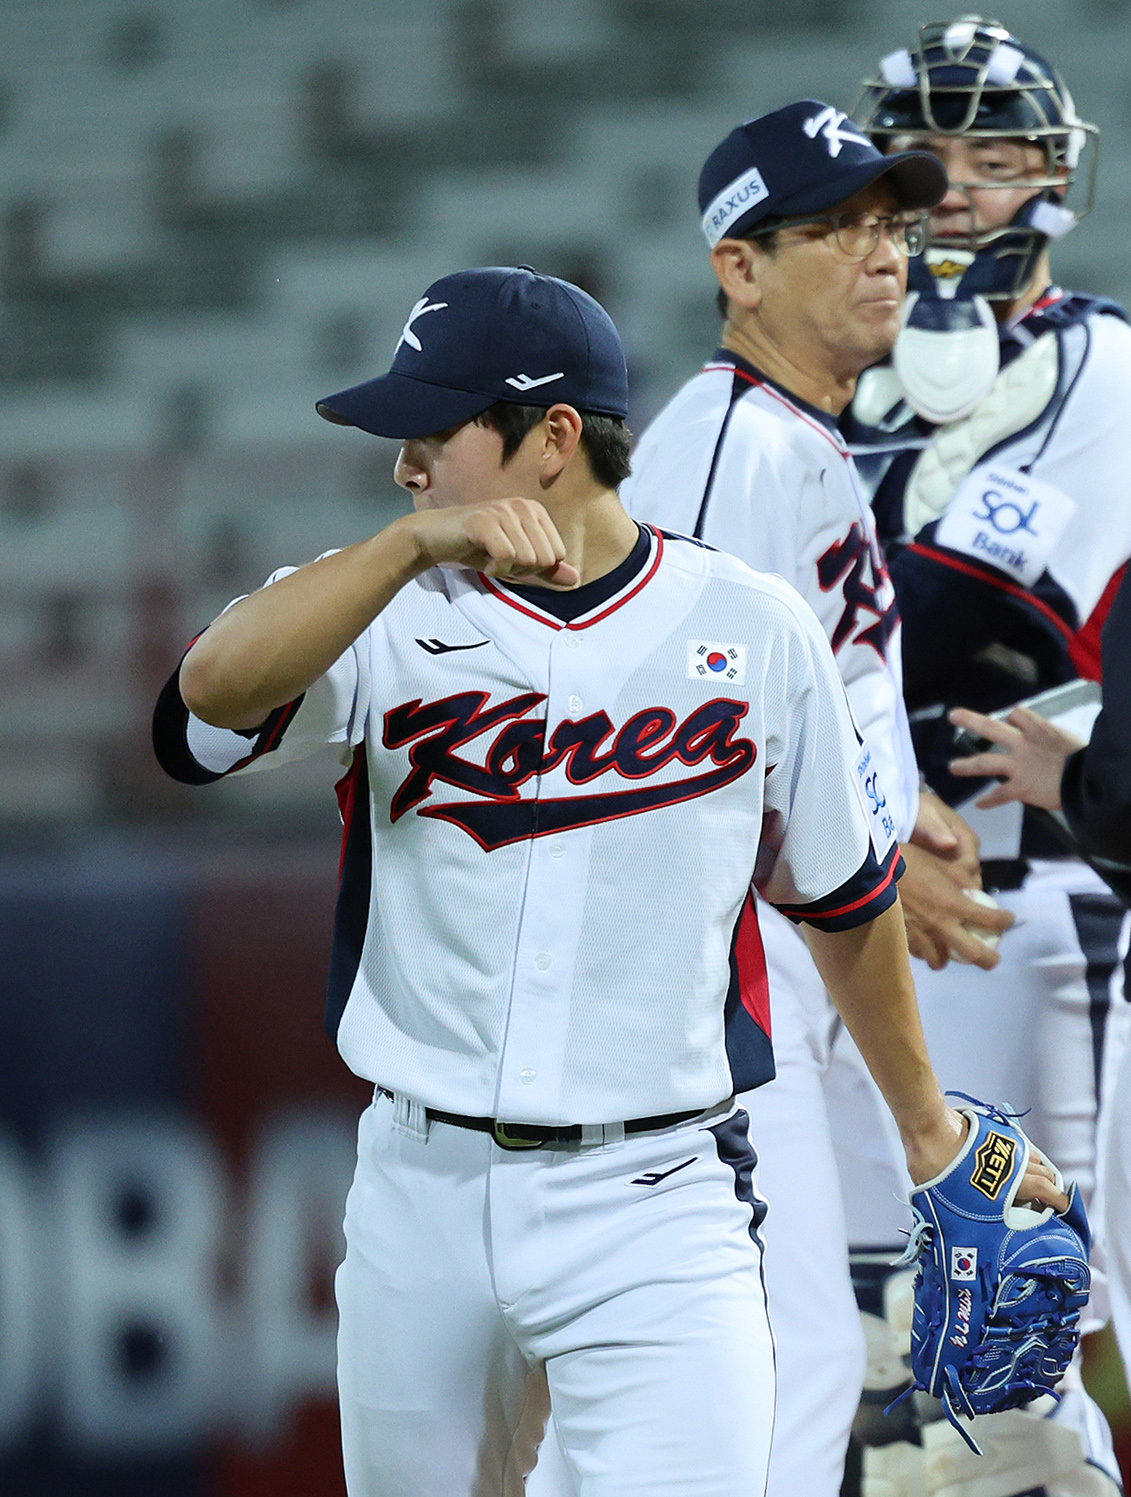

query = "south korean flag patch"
[
  {"left": 951, "top": 1246, "right": 978, "bottom": 1282},
  {"left": 688, "top": 641, "right": 747, "bottom": 684}
]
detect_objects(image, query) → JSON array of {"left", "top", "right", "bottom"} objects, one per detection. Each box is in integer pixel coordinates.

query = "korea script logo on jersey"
[
  {"left": 382, "top": 691, "right": 758, "bottom": 850},
  {"left": 817, "top": 521, "right": 899, "bottom": 660}
]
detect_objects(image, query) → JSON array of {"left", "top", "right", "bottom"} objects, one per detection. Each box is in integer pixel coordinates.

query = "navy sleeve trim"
[
  {"left": 774, "top": 841, "right": 904, "bottom": 931},
  {"left": 905, "top": 541, "right": 1076, "bottom": 644},
  {"left": 151, "top": 649, "right": 305, "bottom": 786}
]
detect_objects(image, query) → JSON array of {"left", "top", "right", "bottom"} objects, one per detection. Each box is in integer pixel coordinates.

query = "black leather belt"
[{"left": 378, "top": 1090, "right": 706, "bottom": 1150}]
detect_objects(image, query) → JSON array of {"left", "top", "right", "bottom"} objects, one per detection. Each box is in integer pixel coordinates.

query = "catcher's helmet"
[{"left": 854, "top": 16, "right": 1097, "bottom": 228}]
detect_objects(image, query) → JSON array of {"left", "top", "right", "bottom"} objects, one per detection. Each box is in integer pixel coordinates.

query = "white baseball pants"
[{"left": 337, "top": 1090, "right": 775, "bottom": 1497}]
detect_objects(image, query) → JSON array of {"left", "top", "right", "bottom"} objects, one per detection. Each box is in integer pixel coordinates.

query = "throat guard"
[
  {"left": 893, "top": 289, "right": 1000, "bottom": 423},
  {"left": 890, "top": 187, "right": 1075, "bottom": 423}
]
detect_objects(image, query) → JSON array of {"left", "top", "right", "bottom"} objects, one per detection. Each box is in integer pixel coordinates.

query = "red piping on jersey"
[
  {"left": 480, "top": 528, "right": 665, "bottom": 630},
  {"left": 777, "top": 844, "right": 901, "bottom": 922},
  {"left": 479, "top": 581, "right": 567, "bottom": 629},
  {"left": 907, "top": 542, "right": 1076, "bottom": 647},
  {"left": 1071, "top": 563, "right": 1125, "bottom": 682},
  {"left": 735, "top": 893, "right": 771, "bottom": 1036},
  {"left": 703, "top": 362, "right": 852, "bottom": 461},
  {"left": 220, "top": 696, "right": 304, "bottom": 777},
  {"left": 734, "top": 893, "right": 771, "bottom": 1038},
  {"left": 334, "top": 747, "right": 365, "bottom": 879},
  {"left": 1026, "top": 288, "right": 1064, "bottom": 316},
  {"left": 258, "top": 698, "right": 302, "bottom": 756}
]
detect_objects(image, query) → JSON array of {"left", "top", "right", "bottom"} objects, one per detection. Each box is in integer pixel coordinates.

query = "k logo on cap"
[
  {"left": 697, "top": 98, "right": 947, "bottom": 247},
  {"left": 802, "top": 106, "right": 872, "bottom": 158},
  {"left": 316, "top": 266, "right": 629, "bottom": 441},
  {"left": 396, "top": 297, "right": 449, "bottom": 354}
]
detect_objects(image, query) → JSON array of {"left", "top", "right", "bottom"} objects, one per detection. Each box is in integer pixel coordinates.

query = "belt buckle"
[{"left": 491, "top": 1120, "right": 545, "bottom": 1150}]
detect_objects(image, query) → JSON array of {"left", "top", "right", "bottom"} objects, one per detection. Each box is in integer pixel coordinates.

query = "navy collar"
[
  {"left": 715, "top": 347, "right": 841, "bottom": 433},
  {"left": 499, "top": 523, "right": 652, "bottom": 622}
]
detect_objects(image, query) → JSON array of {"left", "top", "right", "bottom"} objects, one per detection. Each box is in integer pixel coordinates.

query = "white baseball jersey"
[
  {"left": 864, "top": 294, "right": 1131, "bottom": 648},
  {"left": 855, "top": 292, "right": 1131, "bottom": 858},
  {"left": 625, "top": 353, "right": 920, "bottom": 842},
  {"left": 154, "top": 525, "right": 900, "bottom": 1126}
]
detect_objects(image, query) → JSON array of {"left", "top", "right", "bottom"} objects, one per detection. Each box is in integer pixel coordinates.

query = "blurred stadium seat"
[{"left": 2, "top": 0, "right": 1130, "bottom": 831}]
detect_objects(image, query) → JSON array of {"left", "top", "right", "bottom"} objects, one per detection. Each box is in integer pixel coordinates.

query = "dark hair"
[
  {"left": 715, "top": 219, "right": 787, "bottom": 319},
  {"left": 475, "top": 401, "right": 632, "bottom": 488}
]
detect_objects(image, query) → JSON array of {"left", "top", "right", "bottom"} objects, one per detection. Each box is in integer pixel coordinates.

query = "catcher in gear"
[{"left": 844, "top": 15, "right": 1131, "bottom": 1497}]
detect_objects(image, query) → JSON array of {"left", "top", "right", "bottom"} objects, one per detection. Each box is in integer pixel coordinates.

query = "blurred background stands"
[{"left": 2, "top": 0, "right": 1130, "bottom": 838}]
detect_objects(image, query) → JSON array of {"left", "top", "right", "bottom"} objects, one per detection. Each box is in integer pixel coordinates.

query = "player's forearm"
[
  {"left": 180, "top": 515, "right": 427, "bottom": 729},
  {"left": 801, "top": 900, "right": 963, "bottom": 1183}
]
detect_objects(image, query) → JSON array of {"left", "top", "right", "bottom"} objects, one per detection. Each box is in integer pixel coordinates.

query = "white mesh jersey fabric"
[
  {"left": 953, "top": 313, "right": 1131, "bottom": 626},
  {"left": 625, "top": 361, "right": 920, "bottom": 843},
  {"left": 184, "top": 532, "right": 895, "bottom": 1124}
]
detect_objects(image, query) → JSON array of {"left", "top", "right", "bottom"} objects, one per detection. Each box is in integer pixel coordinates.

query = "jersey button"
[
  {"left": 519, "top": 1068, "right": 537, "bottom": 1084},
  {"left": 567, "top": 694, "right": 583, "bottom": 717},
  {"left": 535, "top": 952, "right": 552, "bottom": 971},
  {"left": 549, "top": 843, "right": 564, "bottom": 859},
  {"left": 564, "top": 632, "right": 581, "bottom": 649}
]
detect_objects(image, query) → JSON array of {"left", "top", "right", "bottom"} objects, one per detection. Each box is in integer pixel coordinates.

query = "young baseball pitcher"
[{"left": 153, "top": 265, "right": 1066, "bottom": 1497}]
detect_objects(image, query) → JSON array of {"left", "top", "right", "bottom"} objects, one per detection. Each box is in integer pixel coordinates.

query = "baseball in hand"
[{"left": 948, "top": 887, "right": 1004, "bottom": 963}]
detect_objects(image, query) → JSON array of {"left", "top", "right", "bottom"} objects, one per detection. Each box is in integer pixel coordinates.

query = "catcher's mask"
[{"left": 854, "top": 16, "right": 1098, "bottom": 298}]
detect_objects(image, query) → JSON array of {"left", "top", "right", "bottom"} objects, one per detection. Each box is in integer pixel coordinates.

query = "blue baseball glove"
[{"left": 894, "top": 1099, "right": 1091, "bottom": 1453}]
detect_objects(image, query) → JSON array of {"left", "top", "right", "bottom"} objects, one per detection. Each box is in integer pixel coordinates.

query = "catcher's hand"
[{"left": 892, "top": 1099, "right": 1090, "bottom": 1454}]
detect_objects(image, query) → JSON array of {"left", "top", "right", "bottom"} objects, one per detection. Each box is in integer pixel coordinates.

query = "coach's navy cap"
[
  {"left": 698, "top": 99, "right": 947, "bottom": 246},
  {"left": 316, "top": 266, "right": 629, "bottom": 439}
]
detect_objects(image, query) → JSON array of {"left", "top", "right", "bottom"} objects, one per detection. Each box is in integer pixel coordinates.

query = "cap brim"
[
  {"left": 782, "top": 149, "right": 947, "bottom": 219},
  {"left": 315, "top": 371, "right": 497, "bottom": 440},
  {"left": 878, "top": 149, "right": 949, "bottom": 210}
]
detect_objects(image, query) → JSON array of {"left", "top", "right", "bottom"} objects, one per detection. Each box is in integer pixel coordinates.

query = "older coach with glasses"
[
  {"left": 604, "top": 101, "right": 1015, "bottom": 1497},
  {"left": 700, "top": 102, "right": 934, "bottom": 412}
]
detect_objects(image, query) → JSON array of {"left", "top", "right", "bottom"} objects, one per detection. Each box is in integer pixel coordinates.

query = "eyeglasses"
[{"left": 756, "top": 210, "right": 930, "bottom": 259}]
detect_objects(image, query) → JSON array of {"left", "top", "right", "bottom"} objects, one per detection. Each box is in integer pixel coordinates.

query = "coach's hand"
[
  {"left": 898, "top": 793, "right": 1013, "bottom": 970},
  {"left": 948, "top": 705, "right": 1083, "bottom": 812},
  {"left": 406, "top": 499, "right": 581, "bottom": 587}
]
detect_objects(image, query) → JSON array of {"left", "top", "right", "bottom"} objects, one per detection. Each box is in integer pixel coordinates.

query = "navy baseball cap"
[
  {"left": 316, "top": 265, "right": 629, "bottom": 439},
  {"left": 698, "top": 99, "right": 947, "bottom": 246}
]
